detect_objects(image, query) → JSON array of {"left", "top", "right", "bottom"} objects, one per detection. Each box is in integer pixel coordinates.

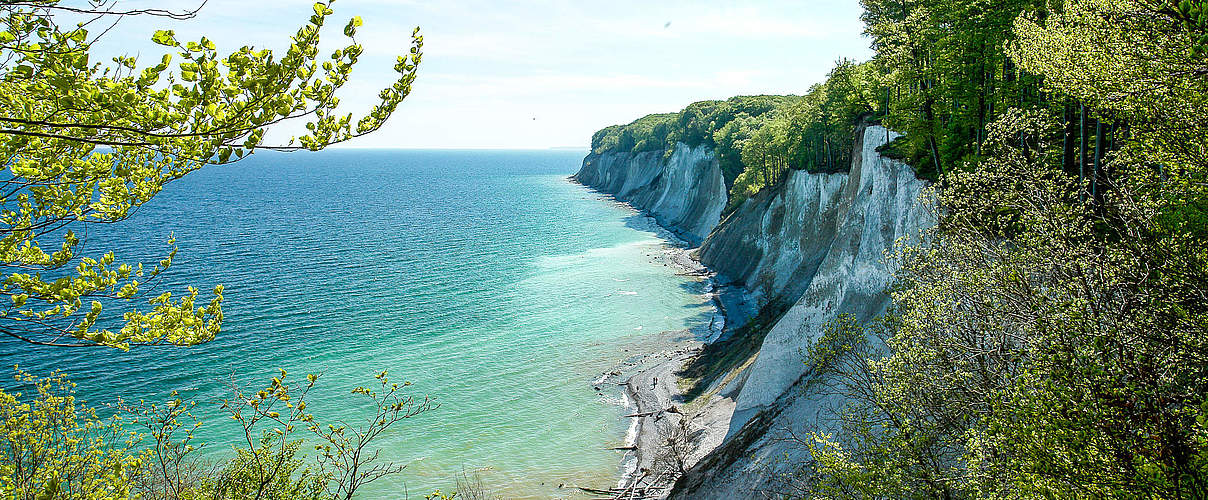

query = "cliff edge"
[
  {"left": 572, "top": 143, "right": 727, "bottom": 246},
  {"left": 573, "top": 124, "right": 933, "bottom": 498}
]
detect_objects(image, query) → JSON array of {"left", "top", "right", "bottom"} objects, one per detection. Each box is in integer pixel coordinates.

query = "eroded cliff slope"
[
  {"left": 670, "top": 124, "right": 933, "bottom": 499},
  {"left": 573, "top": 124, "right": 933, "bottom": 498},
  {"left": 572, "top": 143, "right": 727, "bottom": 246}
]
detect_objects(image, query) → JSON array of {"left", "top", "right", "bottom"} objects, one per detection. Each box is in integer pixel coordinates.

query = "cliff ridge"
[{"left": 573, "top": 123, "right": 933, "bottom": 498}]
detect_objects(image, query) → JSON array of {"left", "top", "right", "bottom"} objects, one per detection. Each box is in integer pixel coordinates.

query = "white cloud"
[{"left": 76, "top": 0, "right": 871, "bottom": 148}]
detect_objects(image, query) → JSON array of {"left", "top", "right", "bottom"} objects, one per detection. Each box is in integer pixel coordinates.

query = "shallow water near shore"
[{"left": 0, "top": 150, "right": 716, "bottom": 498}]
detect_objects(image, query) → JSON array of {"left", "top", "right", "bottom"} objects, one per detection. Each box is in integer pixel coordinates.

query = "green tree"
[
  {"left": 793, "top": 0, "right": 1208, "bottom": 496},
  {"left": 0, "top": 0, "right": 422, "bottom": 349},
  {"left": 861, "top": 0, "right": 1042, "bottom": 178},
  {"left": 0, "top": 368, "right": 435, "bottom": 499},
  {"left": 0, "top": 370, "right": 138, "bottom": 499}
]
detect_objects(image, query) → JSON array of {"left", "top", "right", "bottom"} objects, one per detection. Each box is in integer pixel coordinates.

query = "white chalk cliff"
[
  {"left": 574, "top": 124, "right": 934, "bottom": 498},
  {"left": 573, "top": 143, "right": 727, "bottom": 246}
]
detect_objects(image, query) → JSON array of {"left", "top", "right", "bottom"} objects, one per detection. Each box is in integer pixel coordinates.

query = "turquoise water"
[{"left": 0, "top": 150, "right": 714, "bottom": 498}]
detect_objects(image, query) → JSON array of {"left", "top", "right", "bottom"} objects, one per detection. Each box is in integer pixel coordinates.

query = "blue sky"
[{"left": 92, "top": 1, "right": 872, "bottom": 149}]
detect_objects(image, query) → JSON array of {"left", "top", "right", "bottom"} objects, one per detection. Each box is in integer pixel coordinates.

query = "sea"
[{"left": 0, "top": 149, "right": 716, "bottom": 498}]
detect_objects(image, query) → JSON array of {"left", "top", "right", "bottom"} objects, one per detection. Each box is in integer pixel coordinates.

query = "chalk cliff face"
[
  {"left": 574, "top": 125, "right": 934, "bottom": 498},
  {"left": 706, "top": 124, "right": 932, "bottom": 424},
  {"left": 572, "top": 143, "right": 727, "bottom": 246},
  {"left": 697, "top": 169, "right": 848, "bottom": 315}
]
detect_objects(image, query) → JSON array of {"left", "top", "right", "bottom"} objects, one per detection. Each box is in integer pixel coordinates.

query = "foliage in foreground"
[
  {"left": 787, "top": 0, "right": 1208, "bottom": 497},
  {"left": 0, "top": 0, "right": 421, "bottom": 349},
  {"left": 0, "top": 369, "right": 434, "bottom": 499},
  {"left": 0, "top": 2, "right": 461, "bottom": 499}
]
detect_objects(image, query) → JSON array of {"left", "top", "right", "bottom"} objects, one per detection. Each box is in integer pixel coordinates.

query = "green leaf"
[
  {"left": 152, "top": 29, "right": 176, "bottom": 46},
  {"left": 344, "top": 17, "right": 361, "bottom": 37}
]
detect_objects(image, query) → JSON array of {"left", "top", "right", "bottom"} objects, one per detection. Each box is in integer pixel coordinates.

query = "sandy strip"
[
  {"left": 592, "top": 231, "right": 735, "bottom": 499},
  {"left": 572, "top": 182, "right": 738, "bottom": 498}
]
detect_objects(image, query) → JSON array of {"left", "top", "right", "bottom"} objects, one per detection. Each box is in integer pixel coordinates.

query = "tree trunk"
[
  {"left": 1079, "top": 104, "right": 1088, "bottom": 200},
  {"left": 1063, "top": 103, "right": 1075, "bottom": 175},
  {"left": 1093, "top": 117, "right": 1104, "bottom": 200},
  {"left": 929, "top": 136, "right": 942, "bottom": 180}
]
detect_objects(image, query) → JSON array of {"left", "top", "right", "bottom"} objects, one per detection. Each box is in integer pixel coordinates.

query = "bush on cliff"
[
  {"left": 725, "top": 60, "right": 882, "bottom": 210},
  {"left": 588, "top": 95, "right": 800, "bottom": 183}
]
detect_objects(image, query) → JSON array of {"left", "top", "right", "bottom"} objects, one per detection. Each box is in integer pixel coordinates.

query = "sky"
[{"left": 88, "top": 1, "right": 873, "bottom": 149}]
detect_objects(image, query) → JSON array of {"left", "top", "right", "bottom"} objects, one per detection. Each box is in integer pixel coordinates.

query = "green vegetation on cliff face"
[{"left": 862, "top": 0, "right": 1043, "bottom": 179}]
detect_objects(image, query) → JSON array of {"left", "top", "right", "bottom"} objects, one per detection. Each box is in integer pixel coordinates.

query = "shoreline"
[{"left": 570, "top": 177, "right": 736, "bottom": 498}]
